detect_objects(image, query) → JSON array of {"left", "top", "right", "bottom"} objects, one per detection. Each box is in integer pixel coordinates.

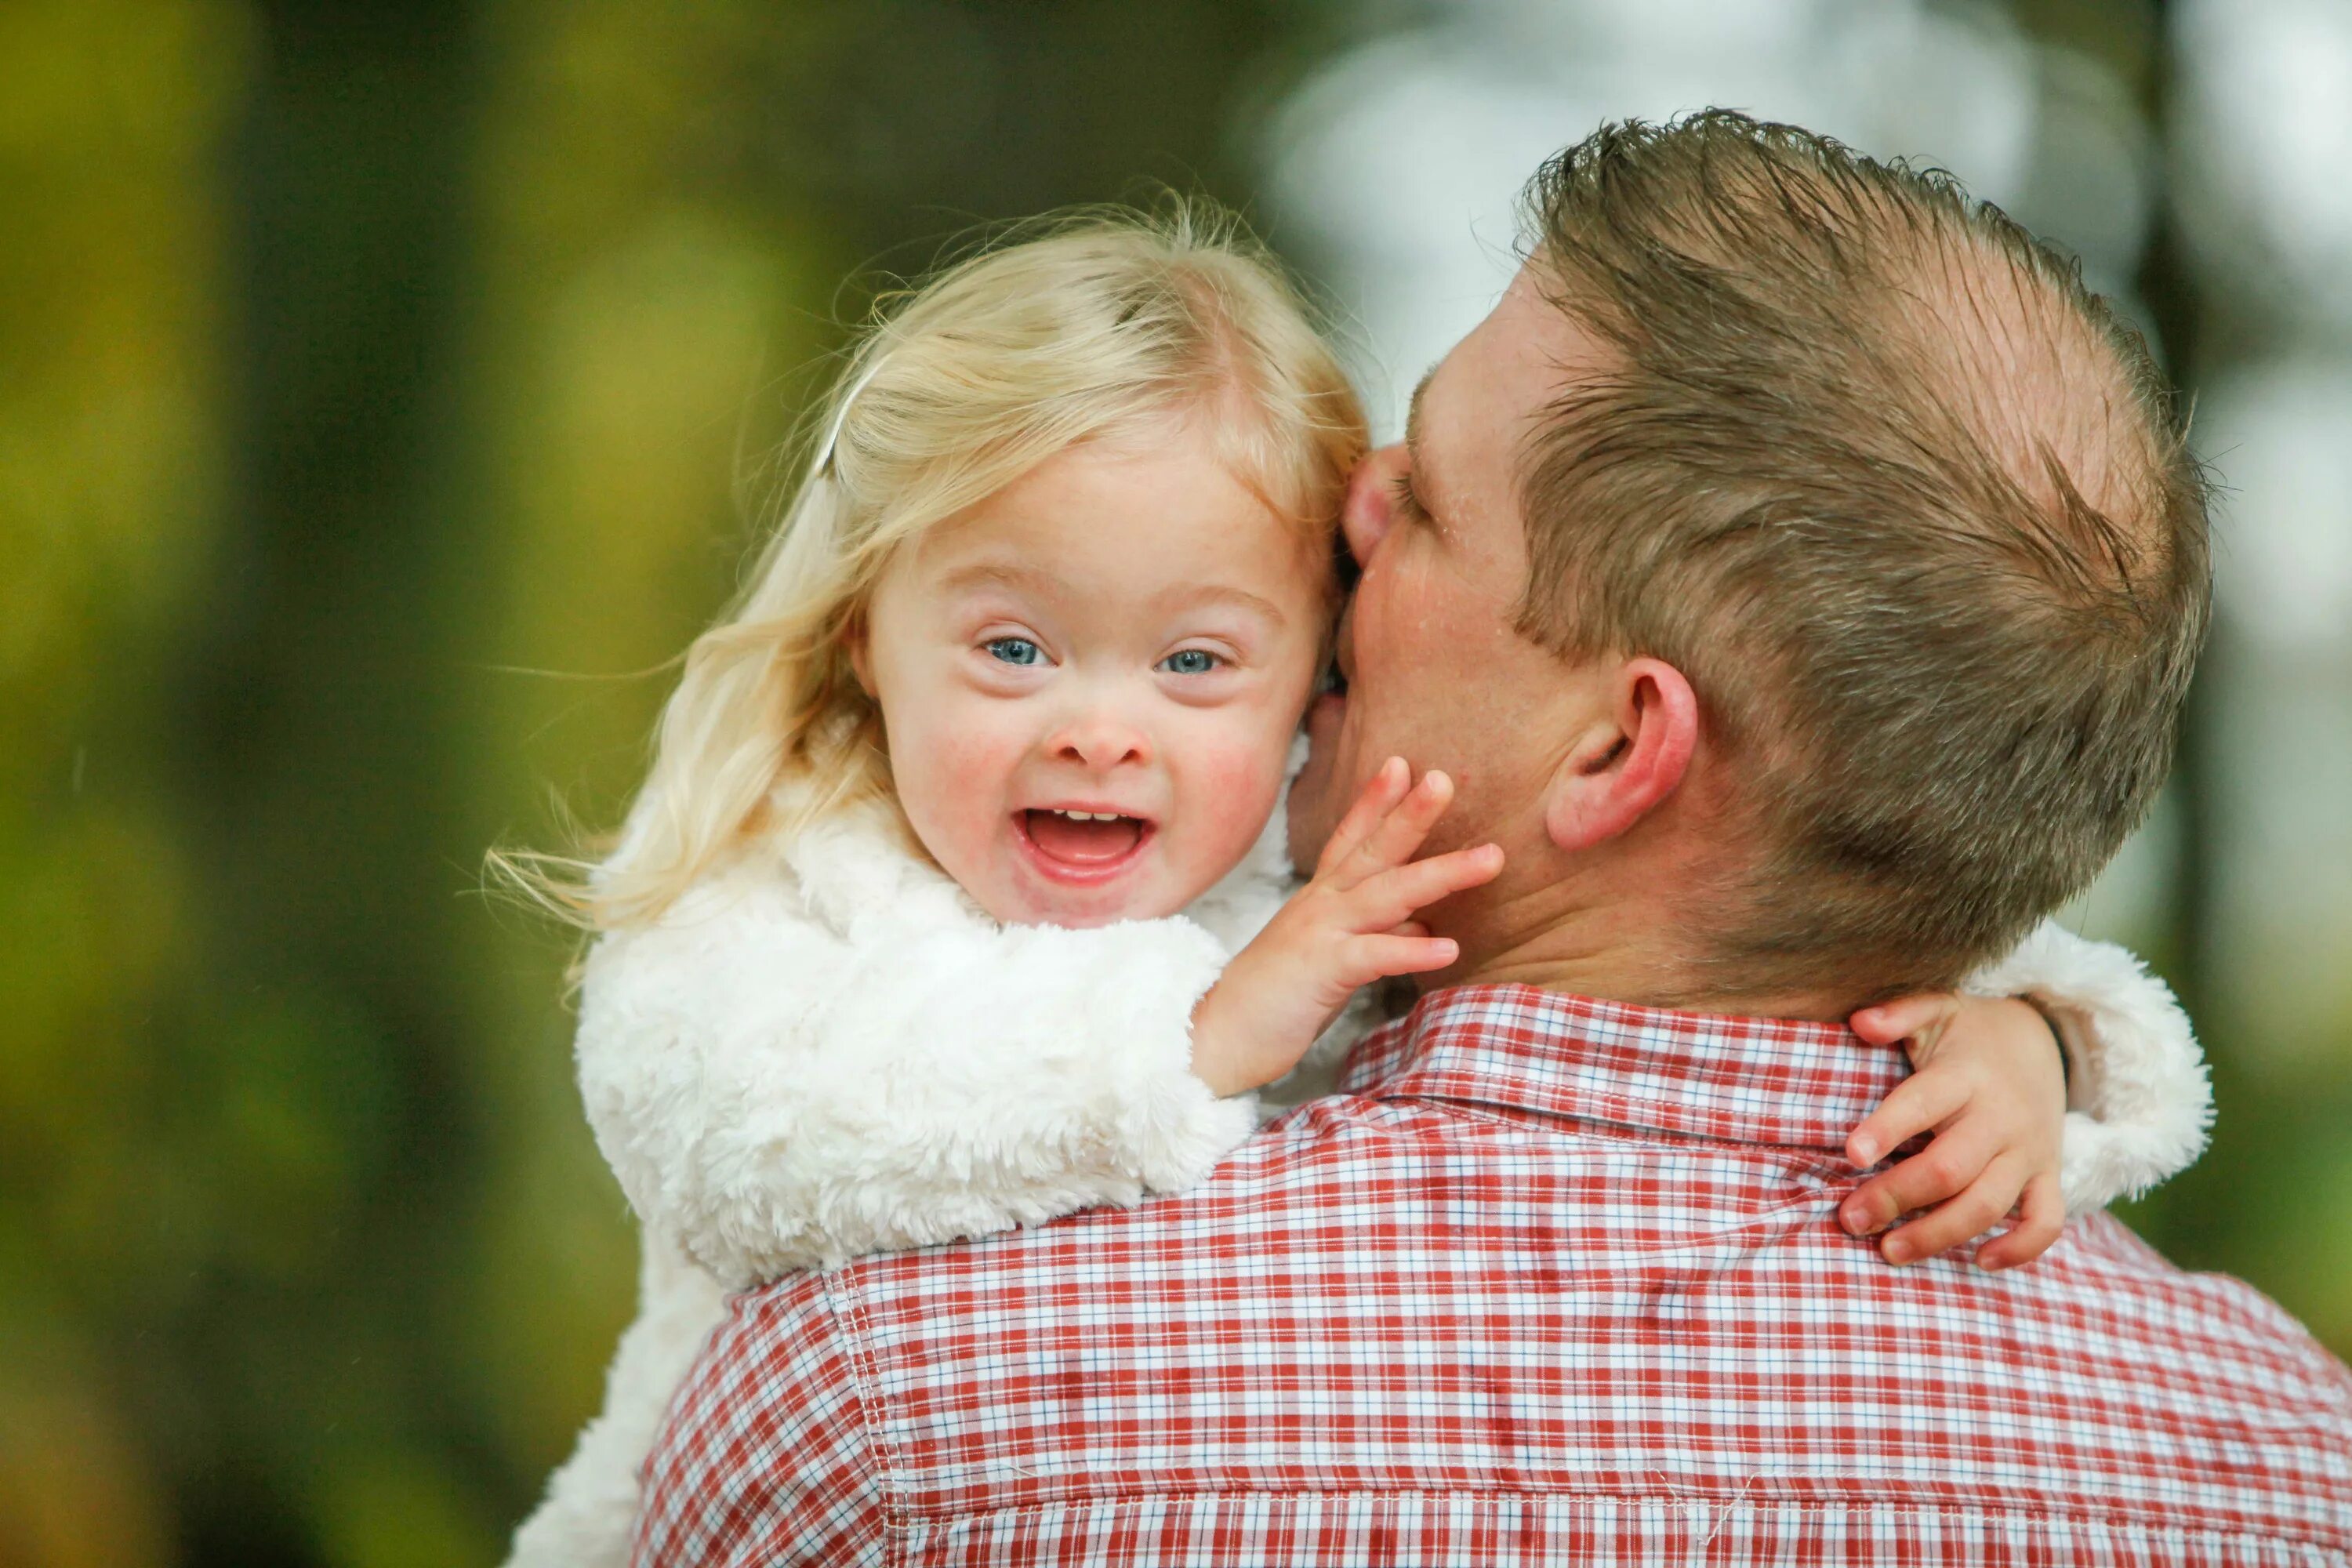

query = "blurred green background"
[{"left": 3, "top": 0, "right": 2347, "bottom": 1563}]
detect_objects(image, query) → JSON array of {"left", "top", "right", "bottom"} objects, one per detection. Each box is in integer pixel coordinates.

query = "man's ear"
[{"left": 1541, "top": 657, "right": 1699, "bottom": 853}]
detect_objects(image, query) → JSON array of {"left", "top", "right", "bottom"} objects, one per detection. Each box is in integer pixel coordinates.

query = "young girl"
[{"left": 501, "top": 211, "right": 2211, "bottom": 1567}]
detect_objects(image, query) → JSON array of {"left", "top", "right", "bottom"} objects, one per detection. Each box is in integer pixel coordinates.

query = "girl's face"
[{"left": 854, "top": 420, "right": 1331, "bottom": 927}]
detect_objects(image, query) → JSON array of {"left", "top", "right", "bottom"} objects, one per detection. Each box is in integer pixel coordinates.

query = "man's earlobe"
[{"left": 1541, "top": 658, "right": 1700, "bottom": 853}]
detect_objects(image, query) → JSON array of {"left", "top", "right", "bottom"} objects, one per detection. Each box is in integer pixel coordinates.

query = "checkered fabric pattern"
[{"left": 634, "top": 984, "right": 2352, "bottom": 1566}]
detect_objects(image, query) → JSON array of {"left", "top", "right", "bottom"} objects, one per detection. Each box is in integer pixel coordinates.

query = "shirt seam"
[
  {"left": 1391, "top": 1081, "right": 1865, "bottom": 1153},
  {"left": 883, "top": 1487, "right": 2347, "bottom": 1555},
  {"left": 1383, "top": 1094, "right": 1871, "bottom": 1174},
  {"left": 823, "top": 1274, "right": 909, "bottom": 1563}
]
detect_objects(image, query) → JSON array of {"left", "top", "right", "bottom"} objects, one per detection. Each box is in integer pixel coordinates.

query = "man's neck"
[{"left": 1439, "top": 883, "right": 1855, "bottom": 1026}]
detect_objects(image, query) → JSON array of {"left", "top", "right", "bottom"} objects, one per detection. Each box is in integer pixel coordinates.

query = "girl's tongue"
[{"left": 1025, "top": 810, "right": 1144, "bottom": 864}]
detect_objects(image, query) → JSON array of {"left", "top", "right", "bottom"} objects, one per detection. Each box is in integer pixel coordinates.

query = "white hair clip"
[{"left": 811, "top": 358, "right": 885, "bottom": 478}]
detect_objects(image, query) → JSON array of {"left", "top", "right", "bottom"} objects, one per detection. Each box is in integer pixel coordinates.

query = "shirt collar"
[{"left": 1338, "top": 983, "right": 1904, "bottom": 1154}]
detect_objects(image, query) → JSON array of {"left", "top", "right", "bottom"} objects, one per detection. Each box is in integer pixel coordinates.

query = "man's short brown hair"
[{"left": 1515, "top": 112, "right": 2210, "bottom": 997}]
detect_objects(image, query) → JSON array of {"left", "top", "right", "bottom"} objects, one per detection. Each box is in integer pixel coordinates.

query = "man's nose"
[{"left": 1342, "top": 444, "right": 1410, "bottom": 572}]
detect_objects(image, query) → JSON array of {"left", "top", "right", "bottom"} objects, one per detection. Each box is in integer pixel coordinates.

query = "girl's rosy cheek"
[
  {"left": 938, "top": 704, "right": 1030, "bottom": 783},
  {"left": 893, "top": 708, "right": 1020, "bottom": 854},
  {"left": 1184, "top": 733, "right": 1290, "bottom": 857}
]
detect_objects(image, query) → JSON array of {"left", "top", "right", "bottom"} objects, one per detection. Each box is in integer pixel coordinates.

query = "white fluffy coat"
[{"left": 503, "top": 796, "right": 2210, "bottom": 1568}]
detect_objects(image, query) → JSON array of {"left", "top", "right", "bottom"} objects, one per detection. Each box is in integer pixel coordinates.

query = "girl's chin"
[
  {"left": 996, "top": 887, "right": 1165, "bottom": 927},
  {"left": 989, "top": 862, "right": 1195, "bottom": 929},
  {"left": 1022, "top": 903, "right": 1132, "bottom": 929}
]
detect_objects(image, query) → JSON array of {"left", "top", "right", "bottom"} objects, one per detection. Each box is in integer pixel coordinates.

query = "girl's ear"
[{"left": 844, "top": 610, "right": 876, "bottom": 699}]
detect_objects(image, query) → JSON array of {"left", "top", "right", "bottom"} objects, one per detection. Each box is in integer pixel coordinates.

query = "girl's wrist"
[
  {"left": 1189, "top": 985, "right": 1254, "bottom": 1098},
  {"left": 2021, "top": 994, "right": 2071, "bottom": 1090}
]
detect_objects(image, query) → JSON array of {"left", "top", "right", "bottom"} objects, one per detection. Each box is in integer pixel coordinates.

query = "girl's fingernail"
[{"left": 1851, "top": 1136, "right": 1877, "bottom": 1164}]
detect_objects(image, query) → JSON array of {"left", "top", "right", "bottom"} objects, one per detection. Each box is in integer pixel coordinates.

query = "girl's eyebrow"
[
  {"left": 940, "top": 559, "right": 1287, "bottom": 626},
  {"left": 936, "top": 560, "right": 1062, "bottom": 599},
  {"left": 1163, "top": 583, "right": 1289, "bottom": 626}
]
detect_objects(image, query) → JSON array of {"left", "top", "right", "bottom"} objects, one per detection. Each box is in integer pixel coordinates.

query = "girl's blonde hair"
[{"left": 513, "top": 205, "right": 1367, "bottom": 931}]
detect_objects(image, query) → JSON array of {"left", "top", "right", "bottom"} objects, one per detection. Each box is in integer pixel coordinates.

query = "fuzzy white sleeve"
[
  {"left": 1963, "top": 920, "right": 2213, "bottom": 1214},
  {"left": 576, "top": 891, "right": 1258, "bottom": 1290}
]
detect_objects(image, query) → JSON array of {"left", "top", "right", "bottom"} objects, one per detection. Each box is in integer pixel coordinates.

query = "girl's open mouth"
[{"left": 1015, "top": 808, "right": 1153, "bottom": 884}]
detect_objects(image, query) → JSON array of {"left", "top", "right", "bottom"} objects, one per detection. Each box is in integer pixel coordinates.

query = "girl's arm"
[
  {"left": 1837, "top": 920, "right": 2212, "bottom": 1269},
  {"left": 1963, "top": 920, "right": 2212, "bottom": 1212},
  {"left": 575, "top": 868, "right": 1261, "bottom": 1289},
  {"left": 576, "top": 766, "right": 1498, "bottom": 1291}
]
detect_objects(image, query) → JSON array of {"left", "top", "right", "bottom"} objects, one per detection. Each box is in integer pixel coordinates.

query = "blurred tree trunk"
[{"left": 180, "top": 1, "right": 490, "bottom": 1559}]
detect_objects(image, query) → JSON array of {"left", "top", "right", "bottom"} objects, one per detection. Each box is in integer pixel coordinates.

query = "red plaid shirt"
[{"left": 634, "top": 985, "right": 2352, "bottom": 1565}]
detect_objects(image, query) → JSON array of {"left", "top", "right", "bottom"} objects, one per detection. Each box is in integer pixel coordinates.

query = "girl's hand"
[
  {"left": 1189, "top": 757, "right": 1504, "bottom": 1097},
  {"left": 1838, "top": 993, "right": 2069, "bottom": 1271}
]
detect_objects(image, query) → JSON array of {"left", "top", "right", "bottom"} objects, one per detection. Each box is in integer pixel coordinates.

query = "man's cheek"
[{"left": 1286, "top": 744, "right": 1338, "bottom": 871}]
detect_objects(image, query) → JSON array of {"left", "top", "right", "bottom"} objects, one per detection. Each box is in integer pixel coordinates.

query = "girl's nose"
[
  {"left": 1049, "top": 711, "right": 1152, "bottom": 771},
  {"left": 1341, "top": 443, "right": 1410, "bottom": 572}
]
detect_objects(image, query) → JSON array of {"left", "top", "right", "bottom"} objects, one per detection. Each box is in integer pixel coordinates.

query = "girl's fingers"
[
  {"left": 1316, "top": 757, "right": 1411, "bottom": 877},
  {"left": 1849, "top": 993, "right": 1957, "bottom": 1050},
  {"left": 1350, "top": 843, "right": 1504, "bottom": 926},
  {"left": 1839, "top": 1109, "right": 1988, "bottom": 1236},
  {"left": 1880, "top": 1154, "right": 2027, "bottom": 1265},
  {"left": 1973, "top": 1173, "right": 2065, "bottom": 1272},
  {"left": 1843, "top": 1069, "right": 1969, "bottom": 1171},
  {"left": 1341, "top": 931, "right": 1461, "bottom": 985},
  {"left": 1337, "top": 768, "right": 1455, "bottom": 885}
]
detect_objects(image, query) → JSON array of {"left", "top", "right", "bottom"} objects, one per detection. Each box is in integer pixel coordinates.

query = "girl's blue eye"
[
  {"left": 985, "top": 637, "right": 1043, "bottom": 666},
  {"left": 1159, "top": 649, "right": 1221, "bottom": 676}
]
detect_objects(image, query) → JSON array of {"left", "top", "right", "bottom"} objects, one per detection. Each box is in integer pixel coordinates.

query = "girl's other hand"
[
  {"left": 1189, "top": 757, "right": 1503, "bottom": 1097},
  {"left": 1838, "top": 993, "right": 2068, "bottom": 1271}
]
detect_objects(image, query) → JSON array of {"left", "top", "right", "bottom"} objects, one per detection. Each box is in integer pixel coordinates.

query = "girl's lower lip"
[{"left": 1011, "top": 811, "right": 1155, "bottom": 887}]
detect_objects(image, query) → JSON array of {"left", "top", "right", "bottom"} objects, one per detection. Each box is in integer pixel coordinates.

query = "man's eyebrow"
[{"left": 1403, "top": 366, "right": 1446, "bottom": 522}]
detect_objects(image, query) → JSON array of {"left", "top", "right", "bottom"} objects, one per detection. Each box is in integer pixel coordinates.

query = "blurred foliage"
[
  {"left": 0, "top": 0, "right": 2343, "bottom": 1563},
  {"left": 2, "top": 0, "right": 1338, "bottom": 1562}
]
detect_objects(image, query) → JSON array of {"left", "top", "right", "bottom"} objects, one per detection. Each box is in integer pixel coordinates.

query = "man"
[{"left": 635, "top": 114, "right": 2352, "bottom": 1563}]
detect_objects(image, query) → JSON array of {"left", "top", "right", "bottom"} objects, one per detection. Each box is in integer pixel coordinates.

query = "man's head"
[{"left": 1290, "top": 111, "right": 2210, "bottom": 1006}]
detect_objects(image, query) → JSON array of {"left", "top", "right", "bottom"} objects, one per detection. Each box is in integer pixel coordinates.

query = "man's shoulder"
[
  {"left": 633, "top": 1261, "right": 895, "bottom": 1566},
  {"left": 654, "top": 1098, "right": 2352, "bottom": 1562},
  {"left": 744, "top": 1088, "right": 1434, "bottom": 1356},
  {"left": 652, "top": 1117, "right": 1372, "bottom": 1512},
  {"left": 2059, "top": 1210, "right": 2352, "bottom": 1392},
  {"left": 800, "top": 1099, "right": 2339, "bottom": 1382}
]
